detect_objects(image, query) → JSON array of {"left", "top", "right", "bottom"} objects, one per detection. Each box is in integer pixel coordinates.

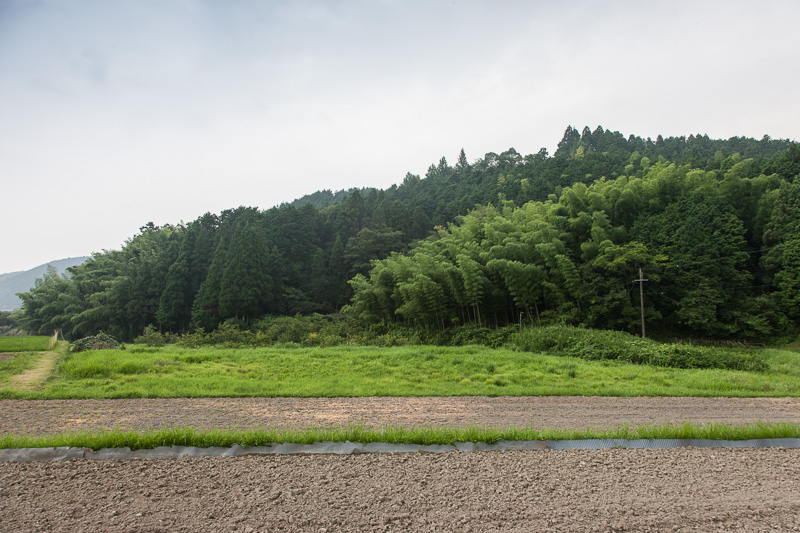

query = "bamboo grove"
[
  {"left": 16, "top": 126, "right": 800, "bottom": 341},
  {"left": 347, "top": 160, "right": 800, "bottom": 338}
]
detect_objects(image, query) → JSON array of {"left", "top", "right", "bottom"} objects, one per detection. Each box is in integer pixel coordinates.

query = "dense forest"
[{"left": 16, "top": 126, "right": 800, "bottom": 342}]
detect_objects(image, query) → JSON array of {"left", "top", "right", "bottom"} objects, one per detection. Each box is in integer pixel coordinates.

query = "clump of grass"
[
  {"left": 2, "top": 421, "right": 798, "bottom": 451},
  {"left": 514, "top": 326, "right": 768, "bottom": 372}
]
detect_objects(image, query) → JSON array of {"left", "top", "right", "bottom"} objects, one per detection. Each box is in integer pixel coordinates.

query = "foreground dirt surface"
[
  {"left": 3, "top": 397, "right": 799, "bottom": 531},
  {"left": 2, "top": 396, "right": 800, "bottom": 436},
  {"left": 2, "top": 448, "right": 799, "bottom": 532}
]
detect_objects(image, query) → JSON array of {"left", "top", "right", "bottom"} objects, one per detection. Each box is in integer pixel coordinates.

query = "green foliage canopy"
[{"left": 14, "top": 127, "right": 799, "bottom": 341}]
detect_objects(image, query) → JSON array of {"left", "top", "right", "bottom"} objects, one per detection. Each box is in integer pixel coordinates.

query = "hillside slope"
[{"left": 0, "top": 257, "right": 89, "bottom": 311}]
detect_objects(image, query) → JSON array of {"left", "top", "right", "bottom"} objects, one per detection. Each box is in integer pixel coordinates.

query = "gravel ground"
[{"left": 2, "top": 396, "right": 799, "bottom": 531}]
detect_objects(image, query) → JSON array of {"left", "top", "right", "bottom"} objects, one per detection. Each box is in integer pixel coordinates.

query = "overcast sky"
[{"left": 1, "top": 0, "right": 798, "bottom": 274}]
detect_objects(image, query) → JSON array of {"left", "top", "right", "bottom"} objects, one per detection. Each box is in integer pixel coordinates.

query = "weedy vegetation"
[
  {"left": 514, "top": 326, "right": 768, "bottom": 371},
  {"left": 0, "top": 335, "right": 797, "bottom": 399},
  {"left": 0, "top": 353, "right": 39, "bottom": 382}
]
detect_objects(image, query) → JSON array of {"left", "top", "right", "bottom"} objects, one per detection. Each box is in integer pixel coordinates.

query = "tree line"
[
  {"left": 16, "top": 126, "right": 800, "bottom": 341},
  {"left": 348, "top": 161, "right": 799, "bottom": 339}
]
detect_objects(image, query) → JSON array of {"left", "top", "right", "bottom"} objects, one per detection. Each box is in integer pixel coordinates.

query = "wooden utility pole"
[{"left": 634, "top": 267, "right": 648, "bottom": 339}]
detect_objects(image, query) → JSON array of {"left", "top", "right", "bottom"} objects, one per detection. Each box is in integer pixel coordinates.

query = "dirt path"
[
  {"left": 5, "top": 351, "right": 58, "bottom": 391},
  {"left": 1, "top": 396, "right": 799, "bottom": 436}
]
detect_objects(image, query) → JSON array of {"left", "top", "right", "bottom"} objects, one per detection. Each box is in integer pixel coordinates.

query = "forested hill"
[
  {"left": 289, "top": 187, "right": 377, "bottom": 209},
  {"left": 295, "top": 127, "right": 796, "bottom": 218},
  {"left": 0, "top": 257, "right": 89, "bottom": 311},
  {"left": 16, "top": 126, "right": 800, "bottom": 342}
]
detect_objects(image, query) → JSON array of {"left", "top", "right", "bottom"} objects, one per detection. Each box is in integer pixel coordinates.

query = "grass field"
[
  {"left": 2, "top": 421, "right": 798, "bottom": 450},
  {"left": 0, "top": 336, "right": 51, "bottom": 352},
  {"left": 1, "top": 343, "right": 798, "bottom": 399}
]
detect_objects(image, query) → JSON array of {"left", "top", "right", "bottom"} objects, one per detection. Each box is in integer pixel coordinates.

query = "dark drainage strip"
[{"left": 2, "top": 438, "right": 800, "bottom": 462}]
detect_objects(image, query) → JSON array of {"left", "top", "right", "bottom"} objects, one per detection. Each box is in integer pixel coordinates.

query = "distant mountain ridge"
[{"left": 0, "top": 257, "right": 89, "bottom": 311}]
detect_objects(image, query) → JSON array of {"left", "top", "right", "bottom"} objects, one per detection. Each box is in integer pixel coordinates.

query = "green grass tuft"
[{"left": 2, "top": 421, "right": 798, "bottom": 451}]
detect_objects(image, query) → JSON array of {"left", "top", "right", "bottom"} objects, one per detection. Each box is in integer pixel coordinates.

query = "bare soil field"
[
  {"left": 1, "top": 448, "right": 799, "bottom": 532},
  {"left": 2, "top": 396, "right": 799, "bottom": 436},
  {"left": 2, "top": 396, "right": 799, "bottom": 532}
]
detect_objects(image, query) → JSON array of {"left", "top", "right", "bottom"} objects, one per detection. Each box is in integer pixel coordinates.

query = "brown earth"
[
  {"left": 2, "top": 396, "right": 800, "bottom": 531},
  {"left": 1, "top": 448, "right": 799, "bottom": 532},
  {"left": 1, "top": 396, "right": 799, "bottom": 436}
]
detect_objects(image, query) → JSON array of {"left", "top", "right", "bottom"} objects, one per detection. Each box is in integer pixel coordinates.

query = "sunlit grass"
[
  {"left": 2, "top": 421, "right": 797, "bottom": 451},
  {"left": 0, "top": 336, "right": 50, "bottom": 352},
  {"left": 0, "top": 344, "right": 798, "bottom": 399}
]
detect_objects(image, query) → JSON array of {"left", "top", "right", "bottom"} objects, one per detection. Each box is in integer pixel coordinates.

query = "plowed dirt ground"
[
  {"left": 2, "top": 396, "right": 799, "bottom": 435},
  {"left": 2, "top": 396, "right": 799, "bottom": 532}
]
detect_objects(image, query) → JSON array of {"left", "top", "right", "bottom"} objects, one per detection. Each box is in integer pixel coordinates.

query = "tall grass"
[
  {"left": 1, "top": 343, "right": 798, "bottom": 399},
  {"left": 0, "top": 353, "right": 38, "bottom": 382},
  {"left": 2, "top": 421, "right": 798, "bottom": 451},
  {"left": 513, "top": 326, "right": 768, "bottom": 371}
]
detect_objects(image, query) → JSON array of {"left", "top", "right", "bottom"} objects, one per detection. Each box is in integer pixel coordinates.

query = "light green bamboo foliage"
[{"left": 346, "top": 150, "right": 794, "bottom": 334}]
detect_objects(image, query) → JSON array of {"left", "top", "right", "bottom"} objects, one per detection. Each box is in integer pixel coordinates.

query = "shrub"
[
  {"left": 448, "top": 325, "right": 517, "bottom": 348},
  {"left": 70, "top": 332, "right": 121, "bottom": 353},
  {"left": 175, "top": 329, "right": 209, "bottom": 349},
  {"left": 133, "top": 325, "right": 167, "bottom": 347},
  {"left": 210, "top": 322, "right": 254, "bottom": 348},
  {"left": 368, "top": 333, "right": 409, "bottom": 347},
  {"left": 255, "top": 313, "right": 367, "bottom": 346},
  {"left": 513, "top": 325, "right": 768, "bottom": 372},
  {"left": 303, "top": 332, "right": 345, "bottom": 348}
]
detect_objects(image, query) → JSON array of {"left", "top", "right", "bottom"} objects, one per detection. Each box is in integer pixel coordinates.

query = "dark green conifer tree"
[{"left": 218, "top": 224, "right": 275, "bottom": 322}]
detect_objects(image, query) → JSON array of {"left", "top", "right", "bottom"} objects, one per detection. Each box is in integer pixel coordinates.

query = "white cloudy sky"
[{"left": 1, "top": 0, "right": 798, "bottom": 274}]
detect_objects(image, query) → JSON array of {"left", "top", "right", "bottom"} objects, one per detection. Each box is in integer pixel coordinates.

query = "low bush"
[
  {"left": 255, "top": 313, "right": 366, "bottom": 346},
  {"left": 513, "top": 325, "right": 768, "bottom": 372},
  {"left": 170, "top": 317, "right": 522, "bottom": 350},
  {"left": 447, "top": 324, "right": 517, "bottom": 348},
  {"left": 133, "top": 325, "right": 167, "bottom": 347},
  {"left": 175, "top": 329, "right": 208, "bottom": 349},
  {"left": 210, "top": 322, "right": 256, "bottom": 347},
  {"left": 70, "top": 332, "right": 121, "bottom": 353}
]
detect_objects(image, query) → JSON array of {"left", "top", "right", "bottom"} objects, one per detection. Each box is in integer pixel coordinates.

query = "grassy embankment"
[
  {"left": 0, "top": 342, "right": 797, "bottom": 399},
  {"left": 2, "top": 421, "right": 799, "bottom": 451}
]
